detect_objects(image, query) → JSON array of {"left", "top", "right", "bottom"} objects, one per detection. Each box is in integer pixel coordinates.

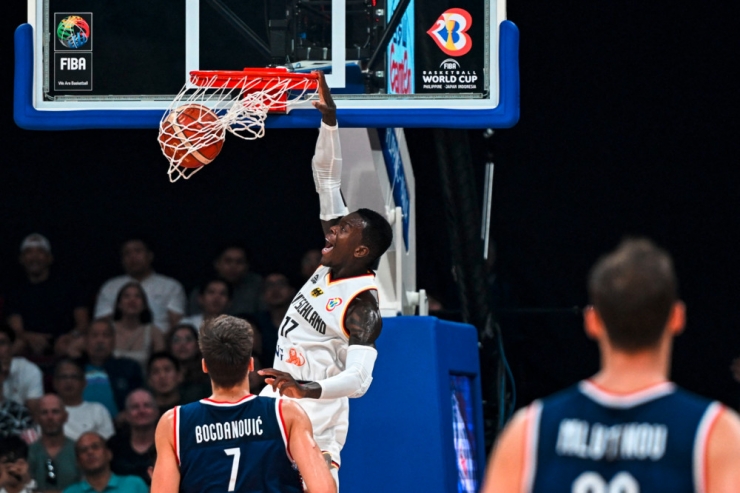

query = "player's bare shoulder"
[{"left": 345, "top": 290, "right": 382, "bottom": 346}]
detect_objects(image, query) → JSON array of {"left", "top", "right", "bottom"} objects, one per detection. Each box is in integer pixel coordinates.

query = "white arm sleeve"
[
  {"left": 319, "top": 345, "right": 378, "bottom": 399},
  {"left": 312, "top": 121, "right": 348, "bottom": 221}
]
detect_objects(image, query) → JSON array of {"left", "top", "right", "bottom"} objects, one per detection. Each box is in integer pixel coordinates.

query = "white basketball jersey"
[{"left": 273, "top": 265, "right": 378, "bottom": 382}]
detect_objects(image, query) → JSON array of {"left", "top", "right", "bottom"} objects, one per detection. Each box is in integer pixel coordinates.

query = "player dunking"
[
  {"left": 482, "top": 239, "right": 740, "bottom": 493},
  {"left": 258, "top": 73, "right": 393, "bottom": 487},
  {"left": 151, "top": 315, "right": 335, "bottom": 493}
]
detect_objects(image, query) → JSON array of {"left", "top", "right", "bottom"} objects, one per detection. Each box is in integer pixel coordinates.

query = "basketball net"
[{"left": 159, "top": 70, "right": 319, "bottom": 182}]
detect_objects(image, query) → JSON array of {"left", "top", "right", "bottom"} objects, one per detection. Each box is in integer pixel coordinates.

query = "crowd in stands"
[{"left": 0, "top": 233, "right": 321, "bottom": 493}]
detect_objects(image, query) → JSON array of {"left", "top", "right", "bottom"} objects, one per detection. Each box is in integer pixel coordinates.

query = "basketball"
[{"left": 159, "top": 104, "right": 225, "bottom": 168}]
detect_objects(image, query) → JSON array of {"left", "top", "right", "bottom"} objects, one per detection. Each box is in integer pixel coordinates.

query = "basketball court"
[{"left": 14, "top": 0, "right": 520, "bottom": 490}]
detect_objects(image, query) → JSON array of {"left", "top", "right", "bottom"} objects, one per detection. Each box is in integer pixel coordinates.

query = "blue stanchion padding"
[
  {"left": 341, "top": 316, "right": 486, "bottom": 493},
  {"left": 14, "top": 21, "right": 519, "bottom": 130}
]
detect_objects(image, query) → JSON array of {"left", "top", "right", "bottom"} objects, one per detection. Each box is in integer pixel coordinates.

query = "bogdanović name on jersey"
[
  {"left": 290, "top": 293, "right": 328, "bottom": 335},
  {"left": 194, "top": 417, "right": 264, "bottom": 443},
  {"left": 556, "top": 419, "right": 668, "bottom": 461}
]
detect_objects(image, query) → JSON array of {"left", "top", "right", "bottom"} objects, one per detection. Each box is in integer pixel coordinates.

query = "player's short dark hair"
[
  {"left": 355, "top": 208, "right": 393, "bottom": 268},
  {"left": 198, "top": 278, "right": 234, "bottom": 300},
  {"left": 199, "top": 315, "right": 253, "bottom": 389},
  {"left": 588, "top": 238, "right": 678, "bottom": 351},
  {"left": 0, "top": 323, "right": 16, "bottom": 344},
  {"left": 147, "top": 351, "right": 180, "bottom": 374},
  {"left": 0, "top": 435, "right": 28, "bottom": 462},
  {"left": 112, "top": 281, "right": 154, "bottom": 324}
]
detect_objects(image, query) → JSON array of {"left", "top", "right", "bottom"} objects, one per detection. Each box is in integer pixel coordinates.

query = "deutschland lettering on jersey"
[
  {"left": 525, "top": 380, "right": 723, "bottom": 493},
  {"left": 175, "top": 395, "right": 302, "bottom": 493}
]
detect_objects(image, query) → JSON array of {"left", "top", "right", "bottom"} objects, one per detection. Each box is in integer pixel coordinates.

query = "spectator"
[
  {"left": 146, "top": 353, "right": 182, "bottom": 416},
  {"left": 52, "top": 359, "right": 114, "bottom": 441},
  {"left": 28, "top": 394, "right": 80, "bottom": 491},
  {"left": 187, "top": 245, "right": 263, "bottom": 317},
  {"left": 64, "top": 432, "right": 148, "bottom": 493},
  {"left": 0, "top": 436, "right": 35, "bottom": 493},
  {"left": 0, "top": 365, "right": 33, "bottom": 441},
  {"left": 5, "top": 234, "right": 89, "bottom": 358},
  {"left": 107, "top": 389, "right": 157, "bottom": 485},
  {"left": 180, "top": 278, "right": 232, "bottom": 331},
  {"left": 111, "top": 283, "right": 165, "bottom": 373},
  {"left": 79, "top": 319, "right": 143, "bottom": 419},
  {"left": 300, "top": 248, "right": 322, "bottom": 281},
  {"left": 0, "top": 325, "right": 42, "bottom": 416},
  {"left": 253, "top": 273, "right": 296, "bottom": 368},
  {"left": 166, "top": 324, "right": 210, "bottom": 403},
  {"left": 94, "top": 239, "right": 185, "bottom": 333}
]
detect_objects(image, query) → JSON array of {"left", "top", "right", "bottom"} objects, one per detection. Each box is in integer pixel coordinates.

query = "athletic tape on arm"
[
  {"left": 319, "top": 345, "right": 378, "bottom": 399},
  {"left": 312, "top": 121, "right": 349, "bottom": 220}
]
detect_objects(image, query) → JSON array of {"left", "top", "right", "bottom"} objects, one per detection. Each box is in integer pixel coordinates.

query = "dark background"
[{"left": 3, "top": 1, "right": 739, "bottom": 411}]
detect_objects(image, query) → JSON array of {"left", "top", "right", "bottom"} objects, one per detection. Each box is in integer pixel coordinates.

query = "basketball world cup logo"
[
  {"left": 426, "top": 8, "right": 472, "bottom": 57},
  {"left": 57, "top": 16, "right": 90, "bottom": 49}
]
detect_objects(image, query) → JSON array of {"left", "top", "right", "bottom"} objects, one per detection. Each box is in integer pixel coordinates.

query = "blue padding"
[
  {"left": 14, "top": 21, "right": 519, "bottom": 130},
  {"left": 341, "top": 317, "right": 486, "bottom": 493}
]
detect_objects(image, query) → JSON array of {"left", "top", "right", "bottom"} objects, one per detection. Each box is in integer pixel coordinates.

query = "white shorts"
[{"left": 260, "top": 385, "right": 349, "bottom": 466}]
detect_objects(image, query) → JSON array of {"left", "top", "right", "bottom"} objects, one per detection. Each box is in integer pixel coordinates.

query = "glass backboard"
[{"left": 15, "top": 0, "right": 519, "bottom": 130}]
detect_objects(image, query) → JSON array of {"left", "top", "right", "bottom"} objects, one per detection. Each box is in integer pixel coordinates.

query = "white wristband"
[
  {"left": 318, "top": 188, "right": 349, "bottom": 221},
  {"left": 319, "top": 345, "right": 378, "bottom": 399}
]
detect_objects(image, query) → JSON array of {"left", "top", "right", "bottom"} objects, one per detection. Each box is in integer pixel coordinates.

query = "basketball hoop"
[{"left": 159, "top": 68, "right": 320, "bottom": 182}]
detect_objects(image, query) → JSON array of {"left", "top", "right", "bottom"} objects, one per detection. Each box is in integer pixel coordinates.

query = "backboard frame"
[{"left": 15, "top": 0, "right": 519, "bottom": 130}]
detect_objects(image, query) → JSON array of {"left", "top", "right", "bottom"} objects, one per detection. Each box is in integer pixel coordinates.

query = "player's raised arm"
[
  {"left": 310, "top": 72, "right": 346, "bottom": 235},
  {"left": 151, "top": 409, "right": 181, "bottom": 493},
  {"left": 282, "top": 400, "right": 337, "bottom": 493}
]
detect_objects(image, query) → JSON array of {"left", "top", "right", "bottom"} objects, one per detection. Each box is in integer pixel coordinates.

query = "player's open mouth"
[{"left": 322, "top": 238, "right": 334, "bottom": 255}]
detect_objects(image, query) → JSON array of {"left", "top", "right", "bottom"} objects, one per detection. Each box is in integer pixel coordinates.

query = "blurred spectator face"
[
  {"left": 76, "top": 433, "right": 111, "bottom": 475},
  {"left": 169, "top": 328, "right": 199, "bottom": 362},
  {"left": 214, "top": 248, "right": 248, "bottom": 284},
  {"left": 199, "top": 280, "right": 230, "bottom": 316},
  {"left": 86, "top": 321, "right": 115, "bottom": 362},
  {"left": 125, "top": 390, "right": 158, "bottom": 429},
  {"left": 0, "top": 449, "right": 28, "bottom": 490},
  {"left": 19, "top": 246, "right": 53, "bottom": 278},
  {"left": 263, "top": 274, "right": 295, "bottom": 309},
  {"left": 117, "top": 284, "right": 146, "bottom": 318},
  {"left": 148, "top": 358, "right": 181, "bottom": 395},
  {"left": 53, "top": 362, "right": 85, "bottom": 402},
  {"left": 121, "top": 240, "right": 153, "bottom": 278},
  {"left": 301, "top": 249, "right": 322, "bottom": 279},
  {"left": 38, "top": 394, "right": 68, "bottom": 436}
]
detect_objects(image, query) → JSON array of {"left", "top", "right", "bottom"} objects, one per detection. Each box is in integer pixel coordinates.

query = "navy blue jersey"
[
  {"left": 524, "top": 380, "right": 722, "bottom": 493},
  {"left": 175, "top": 395, "right": 302, "bottom": 493}
]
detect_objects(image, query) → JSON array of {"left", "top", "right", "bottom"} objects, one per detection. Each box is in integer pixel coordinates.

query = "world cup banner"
[{"left": 415, "top": 0, "right": 484, "bottom": 94}]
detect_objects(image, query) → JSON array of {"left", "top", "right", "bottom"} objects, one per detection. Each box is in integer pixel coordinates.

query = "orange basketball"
[{"left": 159, "top": 104, "right": 225, "bottom": 168}]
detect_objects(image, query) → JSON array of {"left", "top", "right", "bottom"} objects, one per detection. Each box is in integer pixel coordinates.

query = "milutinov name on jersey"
[
  {"left": 194, "top": 417, "right": 263, "bottom": 443},
  {"left": 556, "top": 419, "right": 668, "bottom": 461}
]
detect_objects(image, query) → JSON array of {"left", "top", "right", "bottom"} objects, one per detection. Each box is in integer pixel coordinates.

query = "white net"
[{"left": 159, "top": 71, "right": 319, "bottom": 182}]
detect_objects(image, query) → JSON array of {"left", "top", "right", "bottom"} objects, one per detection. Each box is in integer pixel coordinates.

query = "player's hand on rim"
[{"left": 311, "top": 71, "right": 337, "bottom": 126}]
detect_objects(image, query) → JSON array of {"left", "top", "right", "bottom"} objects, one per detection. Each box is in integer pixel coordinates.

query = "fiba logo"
[
  {"left": 426, "top": 8, "right": 472, "bottom": 57},
  {"left": 440, "top": 58, "right": 461, "bottom": 70},
  {"left": 57, "top": 15, "right": 90, "bottom": 49}
]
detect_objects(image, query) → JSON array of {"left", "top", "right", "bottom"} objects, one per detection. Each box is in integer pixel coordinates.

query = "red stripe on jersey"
[
  {"left": 173, "top": 406, "right": 180, "bottom": 465},
  {"left": 279, "top": 400, "right": 292, "bottom": 460},
  {"left": 202, "top": 394, "right": 254, "bottom": 404}
]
